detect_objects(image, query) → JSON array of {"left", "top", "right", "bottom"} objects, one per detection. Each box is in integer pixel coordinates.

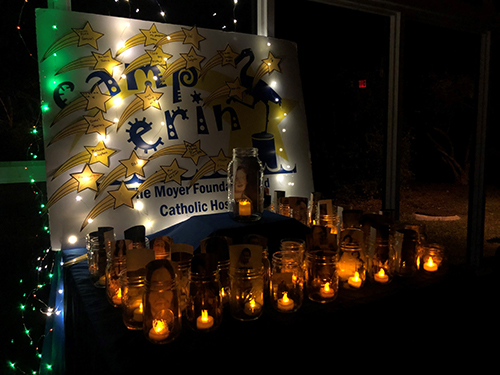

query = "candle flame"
[
  {"left": 139, "top": 303, "right": 143, "bottom": 313},
  {"left": 240, "top": 199, "right": 250, "bottom": 206},
  {"left": 201, "top": 309, "right": 209, "bottom": 322},
  {"left": 427, "top": 257, "right": 435, "bottom": 267},
  {"left": 153, "top": 319, "right": 168, "bottom": 334},
  {"left": 377, "top": 268, "right": 386, "bottom": 277},
  {"left": 250, "top": 299, "right": 256, "bottom": 308},
  {"left": 282, "top": 292, "right": 289, "bottom": 303},
  {"left": 116, "top": 288, "right": 122, "bottom": 299},
  {"left": 353, "top": 272, "right": 360, "bottom": 281},
  {"left": 323, "top": 282, "right": 330, "bottom": 292}
]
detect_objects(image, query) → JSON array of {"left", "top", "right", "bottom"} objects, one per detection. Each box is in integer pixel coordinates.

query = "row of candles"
[{"left": 87, "top": 214, "right": 445, "bottom": 344}]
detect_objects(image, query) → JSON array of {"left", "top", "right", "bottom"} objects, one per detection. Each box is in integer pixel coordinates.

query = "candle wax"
[
  {"left": 238, "top": 200, "right": 251, "bottom": 216},
  {"left": 196, "top": 312, "right": 214, "bottom": 329},
  {"left": 374, "top": 269, "right": 389, "bottom": 283},
  {"left": 320, "top": 283, "right": 335, "bottom": 298},
  {"left": 277, "top": 294, "right": 294, "bottom": 311},
  {"left": 244, "top": 300, "right": 262, "bottom": 315},
  {"left": 348, "top": 273, "right": 362, "bottom": 288},
  {"left": 148, "top": 325, "right": 169, "bottom": 341},
  {"left": 424, "top": 257, "right": 438, "bottom": 272}
]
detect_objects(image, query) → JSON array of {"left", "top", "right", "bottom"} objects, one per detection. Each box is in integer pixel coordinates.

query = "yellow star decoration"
[
  {"left": 226, "top": 78, "right": 246, "bottom": 100},
  {"left": 140, "top": 24, "right": 167, "bottom": 46},
  {"left": 218, "top": 45, "right": 239, "bottom": 67},
  {"left": 72, "top": 22, "right": 104, "bottom": 49},
  {"left": 91, "top": 49, "right": 122, "bottom": 75},
  {"left": 180, "top": 47, "right": 205, "bottom": 71},
  {"left": 161, "top": 159, "right": 188, "bottom": 185},
  {"left": 85, "top": 141, "right": 117, "bottom": 167},
  {"left": 108, "top": 181, "right": 137, "bottom": 209},
  {"left": 84, "top": 111, "right": 114, "bottom": 136},
  {"left": 182, "top": 140, "right": 207, "bottom": 165},
  {"left": 120, "top": 151, "right": 148, "bottom": 178},
  {"left": 81, "top": 86, "right": 112, "bottom": 112},
  {"left": 182, "top": 26, "right": 206, "bottom": 49},
  {"left": 70, "top": 164, "right": 103, "bottom": 192},
  {"left": 210, "top": 149, "right": 231, "bottom": 172},
  {"left": 263, "top": 52, "right": 281, "bottom": 74},
  {"left": 146, "top": 49, "right": 172, "bottom": 66},
  {"left": 136, "top": 85, "right": 163, "bottom": 110}
]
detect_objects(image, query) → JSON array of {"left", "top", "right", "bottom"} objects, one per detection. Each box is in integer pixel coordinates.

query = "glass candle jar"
[
  {"left": 87, "top": 227, "right": 115, "bottom": 288},
  {"left": 305, "top": 250, "right": 339, "bottom": 303},
  {"left": 421, "top": 243, "right": 445, "bottom": 273},
  {"left": 369, "top": 225, "right": 395, "bottom": 285},
  {"left": 394, "top": 228, "right": 419, "bottom": 277},
  {"left": 186, "top": 269, "right": 223, "bottom": 332},
  {"left": 143, "top": 259, "right": 182, "bottom": 344},
  {"left": 217, "top": 258, "right": 231, "bottom": 306},
  {"left": 120, "top": 269, "right": 146, "bottom": 330},
  {"left": 229, "top": 267, "right": 265, "bottom": 321},
  {"left": 105, "top": 239, "right": 131, "bottom": 307},
  {"left": 337, "top": 242, "right": 367, "bottom": 290},
  {"left": 227, "top": 147, "right": 264, "bottom": 222},
  {"left": 270, "top": 251, "right": 304, "bottom": 313},
  {"left": 170, "top": 251, "right": 193, "bottom": 313}
]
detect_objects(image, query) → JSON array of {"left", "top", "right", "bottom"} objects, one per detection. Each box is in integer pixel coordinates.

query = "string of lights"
[{"left": 6, "top": 0, "right": 252, "bottom": 372}]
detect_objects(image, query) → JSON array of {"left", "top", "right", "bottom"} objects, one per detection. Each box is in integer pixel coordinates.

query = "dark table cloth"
[{"left": 46, "top": 211, "right": 475, "bottom": 373}]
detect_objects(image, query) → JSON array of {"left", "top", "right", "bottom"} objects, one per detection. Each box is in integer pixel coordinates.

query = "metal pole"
[
  {"left": 257, "top": 0, "right": 275, "bottom": 37},
  {"left": 384, "top": 12, "right": 402, "bottom": 219},
  {"left": 467, "top": 30, "right": 491, "bottom": 269}
]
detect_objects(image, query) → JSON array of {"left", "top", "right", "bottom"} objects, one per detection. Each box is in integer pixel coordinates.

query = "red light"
[{"left": 359, "top": 80, "right": 366, "bottom": 88}]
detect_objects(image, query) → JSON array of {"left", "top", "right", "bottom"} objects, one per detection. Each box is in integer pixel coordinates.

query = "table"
[{"left": 44, "top": 212, "right": 469, "bottom": 373}]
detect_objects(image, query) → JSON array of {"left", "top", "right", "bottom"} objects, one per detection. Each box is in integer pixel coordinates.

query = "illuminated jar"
[
  {"left": 120, "top": 269, "right": 146, "bottom": 330},
  {"left": 143, "top": 259, "right": 182, "bottom": 344},
  {"left": 229, "top": 267, "right": 265, "bottom": 321},
  {"left": 170, "top": 251, "right": 193, "bottom": 314},
  {"left": 421, "top": 243, "right": 445, "bottom": 273},
  {"left": 337, "top": 242, "right": 367, "bottom": 290},
  {"left": 227, "top": 147, "right": 264, "bottom": 222},
  {"left": 186, "top": 255, "right": 223, "bottom": 332},
  {"left": 86, "top": 227, "right": 115, "bottom": 288},
  {"left": 305, "top": 250, "right": 339, "bottom": 303},
  {"left": 369, "top": 225, "right": 395, "bottom": 285},
  {"left": 270, "top": 251, "right": 304, "bottom": 313},
  {"left": 105, "top": 239, "right": 131, "bottom": 307}
]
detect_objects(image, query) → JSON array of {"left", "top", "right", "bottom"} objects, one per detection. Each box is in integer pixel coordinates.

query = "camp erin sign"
[{"left": 36, "top": 9, "right": 313, "bottom": 250}]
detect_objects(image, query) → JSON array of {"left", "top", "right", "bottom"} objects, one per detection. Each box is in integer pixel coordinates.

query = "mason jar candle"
[
  {"left": 227, "top": 147, "right": 264, "bottom": 222},
  {"left": 186, "top": 265, "right": 223, "bottom": 332},
  {"left": 305, "top": 250, "right": 339, "bottom": 303},
  {"left": 143, "top": 259, "right": 182, "bottom": 344},
  {"left": 229, "top": 267, "right": 265, "bottom": 321},
  {"left": 337, "top": 242, "right": 367, "bottom": 290},
  {"left": 270, "top": 251, "right": 304, "bottom": 313}
]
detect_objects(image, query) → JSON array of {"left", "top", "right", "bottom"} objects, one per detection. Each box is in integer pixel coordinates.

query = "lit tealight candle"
[
  {"left": 244, "top": 298, "right": 262, "bottom": 315},
  {"left": 133, "top": 303, "right": 143, "bottom": 322},
  {"left": 277, "top": 292, "right": 294, "bottom": 312},
  {"left": 374, "top": 268, "right": 389, "bottom": 284},
  {"left": 112, "top": 288, "right": 122, "bottom": 305},
  {"left": 238, "top": 199, "right": 251, "bottom": 216},
  {"left": 348, "top": 272, "right": 362, "bottom": 288},
  {"left": 196, "top": 309, "right": 214, "bottom": 330},
  {"left": 424, "top": 256, "right": 438, "bottom": 272},
  {"left": 148, "top": 319, "right": 169, "bottom": 341},
  {"left": 320, "top": 282, "right": 335, "bottom": 298}
]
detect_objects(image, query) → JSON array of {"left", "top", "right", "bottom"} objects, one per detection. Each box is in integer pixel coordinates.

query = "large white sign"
[{"left": 36, "top": 9, "right": 314, "bottom": 250}]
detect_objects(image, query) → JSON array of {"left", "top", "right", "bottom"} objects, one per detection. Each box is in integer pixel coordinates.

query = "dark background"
[{"left": 1, "top": 0, "right": 499, "bottom": 373}]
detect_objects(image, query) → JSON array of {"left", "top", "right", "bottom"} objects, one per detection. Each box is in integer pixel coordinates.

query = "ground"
[{"left": 338, "top": 182, "right": 500, "bottom": 265}]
